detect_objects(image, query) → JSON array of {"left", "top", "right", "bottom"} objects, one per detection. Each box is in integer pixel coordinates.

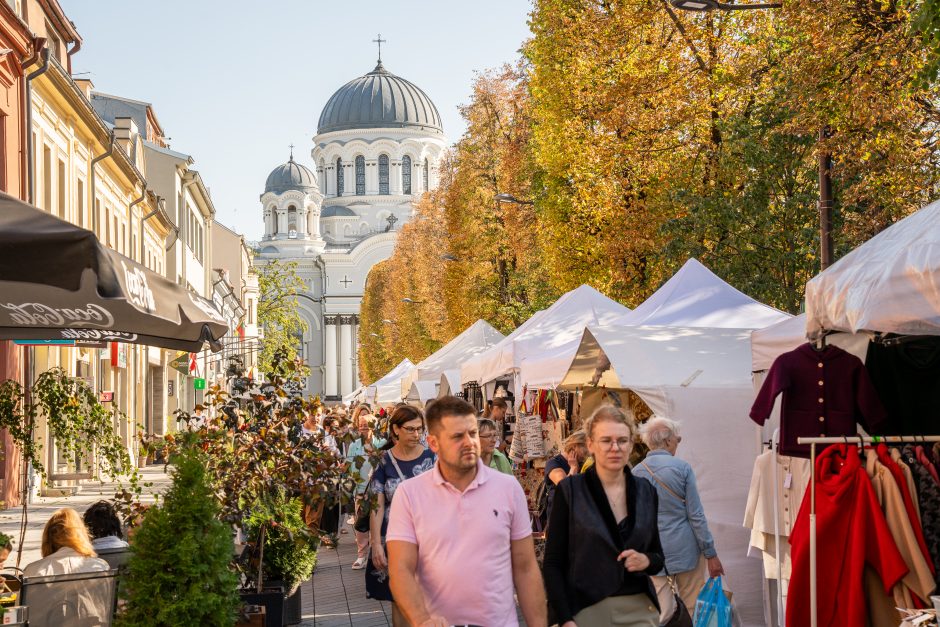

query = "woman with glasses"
[
  {"left": 543, "top": 406, "right": 663, "bottom": 626},
  {"left": 478, "top": 418, "right": 513, "bottom": 474},
  {"left": 633, "top": 417, "right": 723, "bottom": 622},
  {"left": 365, "top": 405, "right": 436, "bottom": 626}
]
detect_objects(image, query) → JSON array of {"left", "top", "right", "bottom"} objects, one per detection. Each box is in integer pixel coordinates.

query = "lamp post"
[
  {"left": 670, "top": 0, "right": 834, "bottom": 270},
  {"left": 402, "top": 298, "right": 425, "bottom": 304},
  {"left": 494, "top": 193, "right": 534, "bottom": 205}
]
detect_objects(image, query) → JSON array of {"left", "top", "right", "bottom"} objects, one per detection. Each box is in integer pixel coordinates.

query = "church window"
[
  {"left": 423, "top": 158, "right": 430, "bottom": 191},
  {"left": 402, "top": 155, "right": 412, "bottom": 194},
  {"left": 378, "top": 154, "right": 390, "bottom": 195},
  {"left": 288, "top": 205, "right": 297, "bottom": 237},
  {"left": 355, "top": 156, "right": 365, "bottom": 195},
  {"left": 336, "top": 158, "right": 343, "bottom": 196}
]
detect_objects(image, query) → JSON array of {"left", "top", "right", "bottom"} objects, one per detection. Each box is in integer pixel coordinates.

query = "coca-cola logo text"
[
  {"left": 60, "top": 329, "right": 138, "bottom": 342},
  {"left": 121, "top": 261, "right": 156, "bottom": 312},
  {"left": 1, "top": 303, "right": 115, "bottom": 328}
]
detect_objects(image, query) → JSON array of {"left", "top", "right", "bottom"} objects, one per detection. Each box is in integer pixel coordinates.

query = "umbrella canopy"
[{"left": 0, "top": 193, "right": 228, "bottom": 352}]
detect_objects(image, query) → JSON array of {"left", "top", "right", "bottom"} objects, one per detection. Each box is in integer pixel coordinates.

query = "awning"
[{"left": 0, "top": 192, "right": 228, "bottom": 352}]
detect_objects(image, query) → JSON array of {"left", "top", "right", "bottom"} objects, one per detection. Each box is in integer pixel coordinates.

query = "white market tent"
[
  {"left": 342, "top": 385, "right": 367, "bottom": 404},
  {"left": 806, "top": 198, "right": 940, "bottom": 338},
  {"left": 401, "top": 320, "right": 505, "bottom": 400},
  {"left": 366, "top": 358, "right": 415, "bottom": 406},
  {"left": 460, "top": 285, "right": 630, "bottom": 396},
  {"left": 403, "top": 379, "right": 439, "bottom": 404},
  {"left": 518, "top": 258, "right": 790, "bottom": 390},
  {"left": 751, "top": 313, "right": 869, "bottom": 373}
]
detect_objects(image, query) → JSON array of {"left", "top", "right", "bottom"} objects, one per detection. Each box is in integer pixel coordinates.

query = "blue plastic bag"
[{"left": 693, "top": 576, "right": 732, "bottom": 627}]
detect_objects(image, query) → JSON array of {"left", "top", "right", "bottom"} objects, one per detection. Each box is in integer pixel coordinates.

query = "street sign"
[
  {"left": 13, "top": 339, "right": 75, "bottom": 346},
  {"left": 167, "top": 380, "right": 175, "bottom": 397},
  {"left": 194, "top": 378, "right": 206, "bottom": 390},
  {"left": 169, "top": 352, "right": 189, "bottom": 375},
  {"left": 98, "top": 391, "right": 114, "bottom": 403}
]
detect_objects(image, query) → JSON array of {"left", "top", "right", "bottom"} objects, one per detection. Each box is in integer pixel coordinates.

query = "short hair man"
[
  {"left": 490, "top": 397, "right": 509, "bottom": 422},
  {"left": 387, "top": 396, "right": 546, "bottom": 627}
]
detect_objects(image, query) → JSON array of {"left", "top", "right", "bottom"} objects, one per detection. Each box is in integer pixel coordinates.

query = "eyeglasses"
[
  {"left": 398, "top": 425, "right": 425, "bottom": 434},
  {"left": 595, "top": 437, "right": 632, "bottom": 451},
  {"left": 479, "top": 432, "right": 498, "bottom": 440}
]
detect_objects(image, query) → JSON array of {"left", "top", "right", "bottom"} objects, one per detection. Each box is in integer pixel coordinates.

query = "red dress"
[{"left": 786, "top": 445, "right": 909, "bottom": 627}]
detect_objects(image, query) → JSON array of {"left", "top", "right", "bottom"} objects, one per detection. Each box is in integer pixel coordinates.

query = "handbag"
[
  {"left": 659, "top": 570, "right": 693, "bottom": 627},
  {"left": 355, "top": 451, "right": 406, "bottom": 533}
]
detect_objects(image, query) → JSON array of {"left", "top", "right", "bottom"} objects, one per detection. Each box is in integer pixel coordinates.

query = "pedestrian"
[
  {"left": 633, "top": 417, "right": 723, "bottom": 618},
  {"left": 0, "top": 533, "right": 12, "bottom": 568},
  {"left": 82, "top": 501, "right": 129, "bottom": 552},
  {"left": 478, "top": 418, "right": 513, "bottom": 474},
  {"left": 386, "top": 396, "right": 547, "bottom": 627},
  {"left": 346, "top": 406, "right": 386, "bottom": 570},
  {"left": 366, "top": 405, "right": 436, "bottom": 626},
  {"left": 544, "top": 430, "right": 588, "bottom": 522},
  {"left": 542, "top": 406, "right": 663, "bottom": 627},
  {"left": 24, "top": 508, "right": 110, "bottom": 576}
]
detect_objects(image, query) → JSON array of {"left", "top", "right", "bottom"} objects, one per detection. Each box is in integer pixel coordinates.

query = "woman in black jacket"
[{"left": 543, "top": 406, "right": 664, "bottom": 626}]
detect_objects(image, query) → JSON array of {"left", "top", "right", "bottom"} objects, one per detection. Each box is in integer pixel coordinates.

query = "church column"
[
  {"left": 343, "top": 163, "right": 355, "bottom": 196},
  {"left": 366, "top": 159, "right": 378, "bottom": 195},
  {"left": 352, "top": 315, "right": 362, "bottom": 389},
  {"left": 324, "top": 316, "right": 338, "bottom": 398},
  {"left": 276, "top": 209, "right": 287, "bottom": 236},
  {"left": 339, "top": 316, "right": 353, "bottom": 396},
  {"left": 390, "top": 160, "right": 403, "bottom": 195}
]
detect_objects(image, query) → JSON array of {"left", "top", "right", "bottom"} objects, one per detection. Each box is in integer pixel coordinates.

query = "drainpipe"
[
  {"left": 66, "top": 40, "right": 81, "bottom": 75},
  {"left": 90, "top": 132, "right": 115, "bottom": 235},
  {"left": 129, "top": 186, "right": 146, "bottom": 261},
  {"left": 25, "top": 46, "right": 49, "bottom": 206}
]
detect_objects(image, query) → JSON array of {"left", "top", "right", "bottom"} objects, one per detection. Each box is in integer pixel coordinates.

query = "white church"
[{"left": 255, "top": 51, "right": 446, "bottom": 401}]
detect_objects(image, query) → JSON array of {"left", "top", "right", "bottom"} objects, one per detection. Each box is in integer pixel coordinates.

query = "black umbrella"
[{"left": 0, "top": 192, "right": 228, "bottom": 352}]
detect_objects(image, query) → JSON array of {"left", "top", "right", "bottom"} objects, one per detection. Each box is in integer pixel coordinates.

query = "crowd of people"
[{"left": 316, "top": 396, "right": 724, "bottom": 627}]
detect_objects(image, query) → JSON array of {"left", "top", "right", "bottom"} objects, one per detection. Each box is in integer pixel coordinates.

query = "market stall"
[
  {"left": 365, "top": 358, "right": 414, "bottom": 407},
  {"left": 400, "top": 319, "right": 504, "bottom": 401}
]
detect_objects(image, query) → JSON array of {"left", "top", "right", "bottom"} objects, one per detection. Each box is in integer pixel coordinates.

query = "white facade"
[{"left": 256, "top": 61, "right": 446, "bottom": 401}]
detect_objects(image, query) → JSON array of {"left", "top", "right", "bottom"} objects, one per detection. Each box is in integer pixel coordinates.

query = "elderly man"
[{"left": 632, "top": 417, "right": 724, "bottom": 620}]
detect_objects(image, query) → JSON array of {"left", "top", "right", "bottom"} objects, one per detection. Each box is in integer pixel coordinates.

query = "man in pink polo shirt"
[{"left": 387, "top": 396, "right": 547, "bottom": 627}]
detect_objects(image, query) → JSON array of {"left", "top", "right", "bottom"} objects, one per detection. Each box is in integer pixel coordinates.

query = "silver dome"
[
  {"left": 317, "top": 62, "right": 443, "bottom": 135},
  {"left": 264, "top": 157, "right": 318, "bottom": 194}
]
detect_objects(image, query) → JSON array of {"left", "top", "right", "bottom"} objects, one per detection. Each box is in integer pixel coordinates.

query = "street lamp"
[
  {"left": 402, "top": 297, "right": 425, "bottom": 304},
  {"left": 494, "top": 193, "right": 534, "bottom": 205},
  {"left": 441, "top": 253, "right": 459, "bottom": 262},
  {"left": 670, "top": 0, "right": 781, "bottom": 10},
  {"left": 381, "top": 319, "right": 393, "bottom": 325}
]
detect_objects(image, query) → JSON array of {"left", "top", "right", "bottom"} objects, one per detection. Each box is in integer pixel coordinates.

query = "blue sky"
[{"left": 61, "top": 0, "right": 533, "bottom": 241}]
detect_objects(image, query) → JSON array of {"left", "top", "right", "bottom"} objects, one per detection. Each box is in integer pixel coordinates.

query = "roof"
[
  {"left": 321, "top": 206, "right": 357, "bottom": 218},
  {"left": 401, "top": 320, "right": 505, "bottom": 396},
  {"left": 264, "top": 157, "right": 317, "bottom": 194},
  {"left": 317, "top": 62, "right": 443, "bottom": 135}
]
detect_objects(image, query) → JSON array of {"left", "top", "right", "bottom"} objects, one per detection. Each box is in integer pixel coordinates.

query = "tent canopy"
[
  {"left": 616, "top": 258, "right": 789, "bottom": 329},
  {"left": 401, "top": 320, "right": 504, "bottom": 398},
  {"left": 461, "top": 285, "right": 629, "bottom": 386},
  {"left": 519, "top": 259, "right": 790, "bottom": 390},
  {"left": 806, "top": 198, "right": 940, "bottom": 337},
  {"left": 366, "top": 359, "right": 415, "bottom": 406},
  {"left": 0, "top": 192, "right": 228, "bottom": 352},
  {"left": 404, "top": 380, "right": 438, "bottom": 404}
]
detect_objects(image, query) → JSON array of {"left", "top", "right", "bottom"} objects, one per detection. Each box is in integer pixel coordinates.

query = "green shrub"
[
  {"left": 244, "top": 490, "right": 318, "bottom": 595},
  {"left": 118, "top": 442, "right": 239, "bottom": 627}
]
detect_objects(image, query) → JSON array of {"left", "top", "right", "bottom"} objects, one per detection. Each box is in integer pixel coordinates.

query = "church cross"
[
  {"left": 384, "top": 213, "right": 399, "bottom": 232},
  {"left": 289, "top": 144, "right": 295, "bottom": 160},
  {"left": 373, "top": 34, "right": 386, "bottom": 63},
  {"left": 340, "top": 276, "right": 353, "bottom": 288}
]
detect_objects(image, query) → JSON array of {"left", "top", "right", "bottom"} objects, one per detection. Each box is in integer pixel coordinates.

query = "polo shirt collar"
[
  {"left": 647, "top": 449, "right": 671, "bottom": 458},
  {"left": 432, "top": 458, "right": 488, "bottom": 489}
]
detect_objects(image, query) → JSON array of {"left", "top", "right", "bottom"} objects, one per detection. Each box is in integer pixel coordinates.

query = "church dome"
[
  {"left": 317, "top": 62, "right": 443, "bottom": 135},
  {"left": 265, "top": 157, "right": 318, "bottom": 194}
]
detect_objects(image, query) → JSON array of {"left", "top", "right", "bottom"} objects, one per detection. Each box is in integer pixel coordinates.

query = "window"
[
  {"left": 288, "top": 205, "right": 297, "bottom": 237},
  {"left": 77, "top": 180, "right": 85, "bottom": 228},
  {"left": 57, "top": 159, "right": 66, "bottom": 219},
  {"left": 378, "top": 154, "right": 389, "bottom": 195},
  {"left": 355, "top": 156, "right": 365, "bottom": 195},
  {"left": 402, "top": 155, "right": 412, "bottom": 194},
  {"left": 423, "top": 158, "right": 430, "bottom": 191},
  {"left": 42, "top": 145, "right": 51, "bottom": 212},
  {"left": 336, "top": 158, "right": 343, "bottom": 196}
]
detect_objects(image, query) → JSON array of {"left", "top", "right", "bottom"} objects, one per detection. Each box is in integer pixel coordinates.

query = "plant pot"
[
  {"left": 236, "top": 604, "right": 266, "bottom": 627},
  {"left": 240, "top": 586, "right": 285, "bottom": 627},
  {"left": 270, "top": 581, "right": 302, "bottom": 625},
  {"left": 137, "top": 455, "right": 149, "bottom": 468}
]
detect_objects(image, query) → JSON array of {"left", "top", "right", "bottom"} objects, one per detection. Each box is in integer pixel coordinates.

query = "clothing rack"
[{"left": 796, "top": 435, "right": 940, "bottom": 627}]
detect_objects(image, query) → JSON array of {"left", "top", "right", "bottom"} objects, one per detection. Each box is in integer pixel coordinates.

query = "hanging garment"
[
  {"left": 786, "top": 445, "right": 908, "bottom": 627},
  {"left": 742, "top": 451, "right": 811, "bottom": 580},
  {"left": 750, "top": 344, "right": 887, "bottom": 458},
  {"left": 862, "top": 450, "right": 936, "bottom": 626},
  {"left": 917, "top": 446, "right": 940, "bottom": 485},
  {"left": 891, "top": 448, "right": 923, "bottom": 521},
  {"left": 901, "top": 445, "right": 940, "bottom": 587},
  {"left": 865, "top": 337, "right": 940, "bottom": 435},
  {"left": 878, "top": 445, "right": 934, "bottom": 577}
]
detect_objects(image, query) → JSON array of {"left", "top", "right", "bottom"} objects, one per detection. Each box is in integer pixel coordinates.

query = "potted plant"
[
  {"left": 117, "top": 438, "right": 240, "bottom": 626},
  {"left": 244, "top": 491, "right": 318, "bottom": 625}
]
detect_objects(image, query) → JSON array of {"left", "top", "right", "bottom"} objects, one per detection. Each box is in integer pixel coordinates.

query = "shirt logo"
[{"left": 493, "top": 509, "right": 498, "bottom": 517}]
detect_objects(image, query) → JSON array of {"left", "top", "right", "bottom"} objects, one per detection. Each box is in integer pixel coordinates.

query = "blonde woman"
[{"left": 24, "top": 507, "right": 110, "bottom": 576}]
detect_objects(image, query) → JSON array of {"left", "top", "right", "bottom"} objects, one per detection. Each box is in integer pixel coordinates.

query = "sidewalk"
[{"left": 0, "top": 464, "right": 170, "bottom": 569}]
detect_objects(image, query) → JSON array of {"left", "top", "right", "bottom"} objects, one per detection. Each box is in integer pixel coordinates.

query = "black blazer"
[{"left": 543, "top": 465, "right": 664, "bottom": 623}]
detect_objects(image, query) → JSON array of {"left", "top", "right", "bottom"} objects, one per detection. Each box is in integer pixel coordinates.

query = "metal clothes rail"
[{"left": 796, "top": 435, "right": 940, "bottom": 627}]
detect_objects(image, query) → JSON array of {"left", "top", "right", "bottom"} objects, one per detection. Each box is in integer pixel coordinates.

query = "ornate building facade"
[{"left": 256, "top": 57, "right": 446, "bottom": 400}]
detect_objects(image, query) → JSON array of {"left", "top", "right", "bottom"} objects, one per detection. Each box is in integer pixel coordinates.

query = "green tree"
[
  {"left": 118, "top": 441, "right": 239, "bottom": 627},
  {"left": 256, "top": 260, "right": 309, "bottom": 376}
]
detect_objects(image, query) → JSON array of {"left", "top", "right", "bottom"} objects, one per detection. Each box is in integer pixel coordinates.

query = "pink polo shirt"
[{"left": 387, "top": 459, "right": 532, "bottom": 626}]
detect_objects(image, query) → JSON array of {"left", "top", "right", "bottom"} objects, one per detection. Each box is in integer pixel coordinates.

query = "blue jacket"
[{"left": 632, "top": 449, "right": 716, "bottom": 575}]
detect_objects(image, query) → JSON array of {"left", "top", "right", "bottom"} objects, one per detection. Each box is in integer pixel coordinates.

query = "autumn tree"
[{"left": 256, "top": 260, "right": 309, "bottom": 376}]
